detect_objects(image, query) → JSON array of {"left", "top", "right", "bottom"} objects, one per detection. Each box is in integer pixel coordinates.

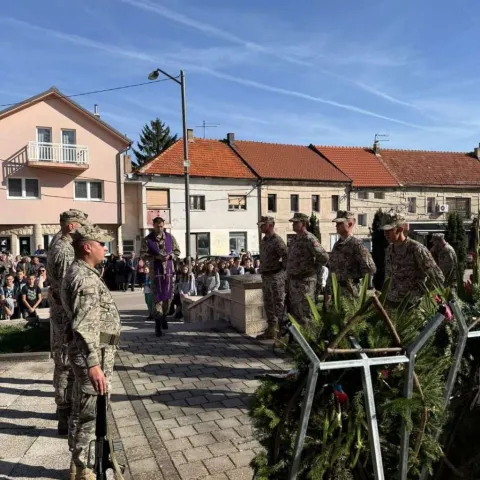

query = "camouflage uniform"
[
  {"left": 140, "top": 231, "right": 180, "bottom": 319},
  {"left": 61, "top": 225, "right": 120, "bottom": 473},
  {"left": 431, "top": 234, "right": 458, "bottom": 289},
  {"left": 258, "top": 217, "right": 288, "bottom": 329},
  {"left": 382, "top": 213, "right": 444, "bottom": 306},
  {"left": 46, "top": 209, "right": 89, "bottom": 434},
  {"left": 287, "top": 213, "right": 329, "bottom": 324}
]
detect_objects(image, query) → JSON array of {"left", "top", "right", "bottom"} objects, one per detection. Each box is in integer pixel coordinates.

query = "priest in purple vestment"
[{"left": 140, "top": 216, "right": 181, "bottom": 337}]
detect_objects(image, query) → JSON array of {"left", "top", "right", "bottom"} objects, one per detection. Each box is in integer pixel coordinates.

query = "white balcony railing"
[{"left": 28, "top": 141, "right": 89, "bottom": 165}]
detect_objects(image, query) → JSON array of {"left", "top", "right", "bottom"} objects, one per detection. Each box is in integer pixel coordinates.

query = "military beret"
[
  {"left": 72, "top": 225, "right": 113, "bottom": 244},
  {"left": 59, "top": 209, "right": 90, "bottom": 225},
  {"left": 381, "top": 213, "right": 407, "bottom": 230},
  {"left": 332, "top": 210, "right": 355, "bottom": 222},
  {"left": 289, "top": 213, "right": 309, "bottom": 222},
  {"left": 257, "top": 216, "right": 275, "bottom": 226}
]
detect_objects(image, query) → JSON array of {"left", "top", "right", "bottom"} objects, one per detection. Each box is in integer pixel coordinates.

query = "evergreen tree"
[
  {"left": 371, "top": 209, "right": 389, "bottom": 290},
  {"left": 307, "top": 212, "right": 321, "bottom": 243},
  {"left": 445, "top": 211, "right": 467, "bottom": 280},
  {"left": 132, "top": 118, "right": 178, "bottom": 165}
]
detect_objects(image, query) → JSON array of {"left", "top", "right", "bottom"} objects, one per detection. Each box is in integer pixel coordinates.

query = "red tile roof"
[
  {"left": 377, "top": 149, "right": 480, "bottom": 186},
  {"left": 138, "top": 139, "right": 255, "bottom": 179},
  {"left": 314, "top": 146, "right": 398, "bottom": 187},
  {"left": 232, "top": 141, "right": 350, "bottom": 182}
]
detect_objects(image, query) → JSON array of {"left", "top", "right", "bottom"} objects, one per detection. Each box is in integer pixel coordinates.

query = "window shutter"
[{"left": 146, "top": 189, "right": 169, "bottom": 208}]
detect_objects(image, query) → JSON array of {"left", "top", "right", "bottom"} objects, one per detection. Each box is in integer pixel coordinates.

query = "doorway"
[
  {"left": 0, "top": 237, "right": 11, "bottom": 253},
  {"left": 19, "top": 237, "right": 31, "bottom": 256}
]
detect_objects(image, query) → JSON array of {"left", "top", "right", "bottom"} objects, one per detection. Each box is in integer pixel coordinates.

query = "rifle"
[{"left": 90, "top": 394, "right": 125, "bottom": 480}]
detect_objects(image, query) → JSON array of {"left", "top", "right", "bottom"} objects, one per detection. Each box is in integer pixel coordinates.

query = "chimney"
[
  {"left": 94, "top": 104, "right": 100, "bottom": 118},
  {"left": 227, "top": 132, "right": 235, "bottom": 146},
  {"left": 187, "top": 128, "right": 194, "bottom": 142},
  {"left": 475, "top": 143, "right": 480, "bottom": 160},
  {"left": 372, "top": 139, "right": 380, "bottom": 153},
  {"left": 124, "top": 154, "right": 132, "bottom": 174}
]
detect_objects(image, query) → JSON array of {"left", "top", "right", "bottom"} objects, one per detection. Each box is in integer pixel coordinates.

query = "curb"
[{"left": 0, "top": 351, "right": 51, "bottom": 362}]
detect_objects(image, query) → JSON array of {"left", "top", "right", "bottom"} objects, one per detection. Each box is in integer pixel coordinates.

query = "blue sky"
[{"left": 2, "top": 0, "right": 480, "bottom": 151}]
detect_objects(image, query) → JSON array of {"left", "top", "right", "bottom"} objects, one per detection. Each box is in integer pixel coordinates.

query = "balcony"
[
  {"left": 147, "top": 208, "right": 171, "bottom": 225},
  {"left": 27, "top": 141, "right": 89, "bottom": 170}
]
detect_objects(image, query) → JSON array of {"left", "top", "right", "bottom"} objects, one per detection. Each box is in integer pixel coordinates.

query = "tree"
[
  {"left": 371, "top": 209, "right": 389, "bottom": 290},
  {"left": 445, "top": 211, "right": 467, "bottom": 280},
  {"left": 132, "top": 118, "right": 178, "bottom": 165},
  {"left": 307, "top": 212, "right": 321, "bottom": 243}
]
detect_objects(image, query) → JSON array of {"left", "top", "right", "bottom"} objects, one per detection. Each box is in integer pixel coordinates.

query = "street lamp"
[{"left": 148, "top": 68, "right": 191, "bottom": 271}]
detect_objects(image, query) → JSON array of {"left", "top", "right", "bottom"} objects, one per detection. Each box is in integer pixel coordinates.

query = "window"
[
  {"left": 62, "top": 129, "right": 77, "bottom": 163},
  {"left": 190, "top": 233, "right": 210, "bottom": 257},
  {"left": 229, "top": 232, "right": 247, "bottom": 252},
  {"left": 408, "top": 197, "right": 416, "bottom": 213},
  {"left": 7, "top": 178, "right": 39, "bottom": 199},
  {"left": 358, "top": 214, "right": 367, "bottom": 226},
  {"left": 228, "top": 195, "right": 246, "bottom": 211},
  {"left": 358, "top": 191, "right": 369, "bottom": 200},
  {"left": 374, "top": 192, "right": 385, "bottom": 199},
  {"left": 267, "top": 194, "right": 277, "bottom": 212},
  {"left": 123, "top": 240, "right": 135, "bottom": 254},
  {"left": 74, "top": 181, "right": 103, "bottom": 201},
  {"left": 312, "top": 194, "right": 320, "bottom": 212},
  {"left": 190, "top": 195, "right": 205, "bottom": 211},
  {"left": 427, "top": 197, "right": 436, "bottom": 214},
  {"left": 446, "top": 197, "right": 471, "bottom": 219},
  {"left": 290, "top": 194, "right": 299, "bottom": 212},
  {"left": 286, "top": 234, "right": 296, "bottom": 246},
  {"left": 331, "top": 195, "right": 339, "bottom": 212}
]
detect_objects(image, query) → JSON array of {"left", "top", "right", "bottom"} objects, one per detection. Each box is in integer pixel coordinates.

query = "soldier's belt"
[{"left": 99, "top": 333, "right": 120, "bottom": 346}]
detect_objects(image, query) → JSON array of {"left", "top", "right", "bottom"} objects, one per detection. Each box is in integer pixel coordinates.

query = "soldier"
[
  {"left": 46, "top": 209, "right": 89, "bottom": 436},
  {"left": 256, "top": 216, "right": 288, "bottom": 340},
  {"left": 61, "top": 224, "right": 120, "bottom": 480},
  {"left": 383, "top": 213, "right": 444, "bottom": 308},
  {"left": 140, "top": 216, "right": 180, "bottom": 337},
  {"left": 325, "top": 211, "right": 377, "bottom": 303},
  {"left": 287, "top": 212, "right": 329, "bottom": 324},
  {"left": 431, "top": 233, "right": 458, "bottom": 289}
]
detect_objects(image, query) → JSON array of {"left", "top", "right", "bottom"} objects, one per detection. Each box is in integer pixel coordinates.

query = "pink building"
[{"left": 0, "top": 87, "right": 131, "bottom": 255}]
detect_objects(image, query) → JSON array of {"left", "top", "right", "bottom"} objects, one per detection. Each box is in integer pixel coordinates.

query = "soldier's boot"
[
  {"left": 154, "top": 316, "right": 163, "bottom": 337},
  {"left": 161, "top": 315, "right": 168, "bottom": 330},
  {"left": 57, "top": 407, "right": 70, "bottom": 436},
  {"left": 257, "top": 324, "right": 276, "bottom": 340},
  {"left": 68, "top": 461, "right": 77, "bottom": 480},
  {"left": 75, "top": 468, "right": 96, "bottom": 480}
]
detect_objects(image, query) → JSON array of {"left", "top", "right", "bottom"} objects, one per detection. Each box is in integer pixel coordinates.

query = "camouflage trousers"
[
  {"left": 262, "top": 270, "right": 286, "bottom": 328},
  {"left": 287, "top": 276, "right": 317, "bottom": 325},
  {"left": 68, "top": 345, "right": 116, "bottom": 468},
  {"left": 50, "top": 302, "right": 74, "bottom": 416},
  {"left": 151, "top": 288, "right": 174, "bottom": 319}
]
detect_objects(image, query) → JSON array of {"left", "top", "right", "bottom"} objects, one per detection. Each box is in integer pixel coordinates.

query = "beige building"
[
  {"left": 0, "top": 87, "right": 131, "bottom": 256},
  {"left": 229, "top": 136, "right": 351, "bottom": 251}
]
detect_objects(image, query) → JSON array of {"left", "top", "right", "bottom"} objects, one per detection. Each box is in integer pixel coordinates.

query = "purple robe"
[{"left": 146, "top": 231, "right": 175, "bottom": 302}]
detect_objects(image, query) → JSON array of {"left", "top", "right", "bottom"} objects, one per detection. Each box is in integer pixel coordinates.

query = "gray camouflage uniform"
[
  {"left": 287, "top": 213, "right": 329, "bottom": 324},
  {"left": 61, "top": 225, "right": 120, "bottom": 470},
  {"left": 259, "top": 218, "right": 288, "bottom": 329},
  {"left": 46, "top": 209, "right": 89, "bottom": 432},
  {"left": 430, "top": 237, "right": 458, "bottom": 289}
]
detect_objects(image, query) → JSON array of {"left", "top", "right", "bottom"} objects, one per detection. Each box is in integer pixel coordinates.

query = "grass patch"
[{"left": 0, "top": 323, "right": 50, "bottom": 354}]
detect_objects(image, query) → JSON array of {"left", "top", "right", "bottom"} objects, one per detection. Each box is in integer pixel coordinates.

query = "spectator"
[
  {"left": 125, "top": 252, "right": 139, "bottom": 292},
  {"left": 36, "top": 266, "right": 50, "bottom": 289},
  {"left": 14, "top": 270, "right": 26, "bottom": 318},
  {"left": 173, "top": 265, "right": 197, "bottom": 318},
  {"left": 31, "top": 256, "right": 42, "bottom": 274},
  {"left": 230, "top": 258, "right": 245, "bottom": 275},
  {"left": 34, "top": 244, "right": 45, "bottom": 255},
  {"left": 254, "top": 259, "right": 261, "bottom": 274},
  {"left": 218, "top": 261, "right": 231, "bottom": 290},
  {"left": 229, "top": 248, "right": 237, "bottom": 256},
  {"left": 104, "top": 254, "right": 117, "bottom": 290},
  {"left": 137, "top": 257, "right": 146, "bottom": 290},
  {"left": 116, "top": 255, "right": 127, "bottom": 291},
  {"left": 144, "top": 266, "right": 153, "bottom": 320},
  {"left": 198, "top": 262, "right": 220, "bottom": 295},
  {"left": 243, "top": 258, "right": 256, "bottom": 274},
  {"left": 13, "top": 255, "right": 22, "bottom": 273},
  {"left": 227, "top": 257, "right": 235, "bottom": 269},
  {"left": 21, "top": 274, "right": 42, "bottom": 322},
  {"left": 0, "top": 274, "right": 15, "bottom": 319}
]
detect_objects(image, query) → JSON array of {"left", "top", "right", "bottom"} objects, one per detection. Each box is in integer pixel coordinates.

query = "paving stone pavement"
[{"left": 0, "top": 291, "right": 289, "bottom": 480}]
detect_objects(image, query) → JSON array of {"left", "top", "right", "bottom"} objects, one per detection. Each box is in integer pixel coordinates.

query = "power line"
[{"left": 0, "top": 77, "right": 178, "bottom": 108}]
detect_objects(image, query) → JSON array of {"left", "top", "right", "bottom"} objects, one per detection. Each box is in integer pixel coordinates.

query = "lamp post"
[{"left": 148, "top": 68, "right": 191, "bottom": 271}]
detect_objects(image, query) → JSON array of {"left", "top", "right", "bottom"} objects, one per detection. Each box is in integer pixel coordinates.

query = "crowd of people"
[{"left": 0, "top": 252, "right": 49, "bottom": 319}]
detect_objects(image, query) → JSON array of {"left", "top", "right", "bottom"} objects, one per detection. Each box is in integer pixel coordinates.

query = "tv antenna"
[
  {"left": 195, "top": 120, "right": 220, "bottom": 139},
  {"left": 374, "top": 133, "right": 389, "bottom": 143}
]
